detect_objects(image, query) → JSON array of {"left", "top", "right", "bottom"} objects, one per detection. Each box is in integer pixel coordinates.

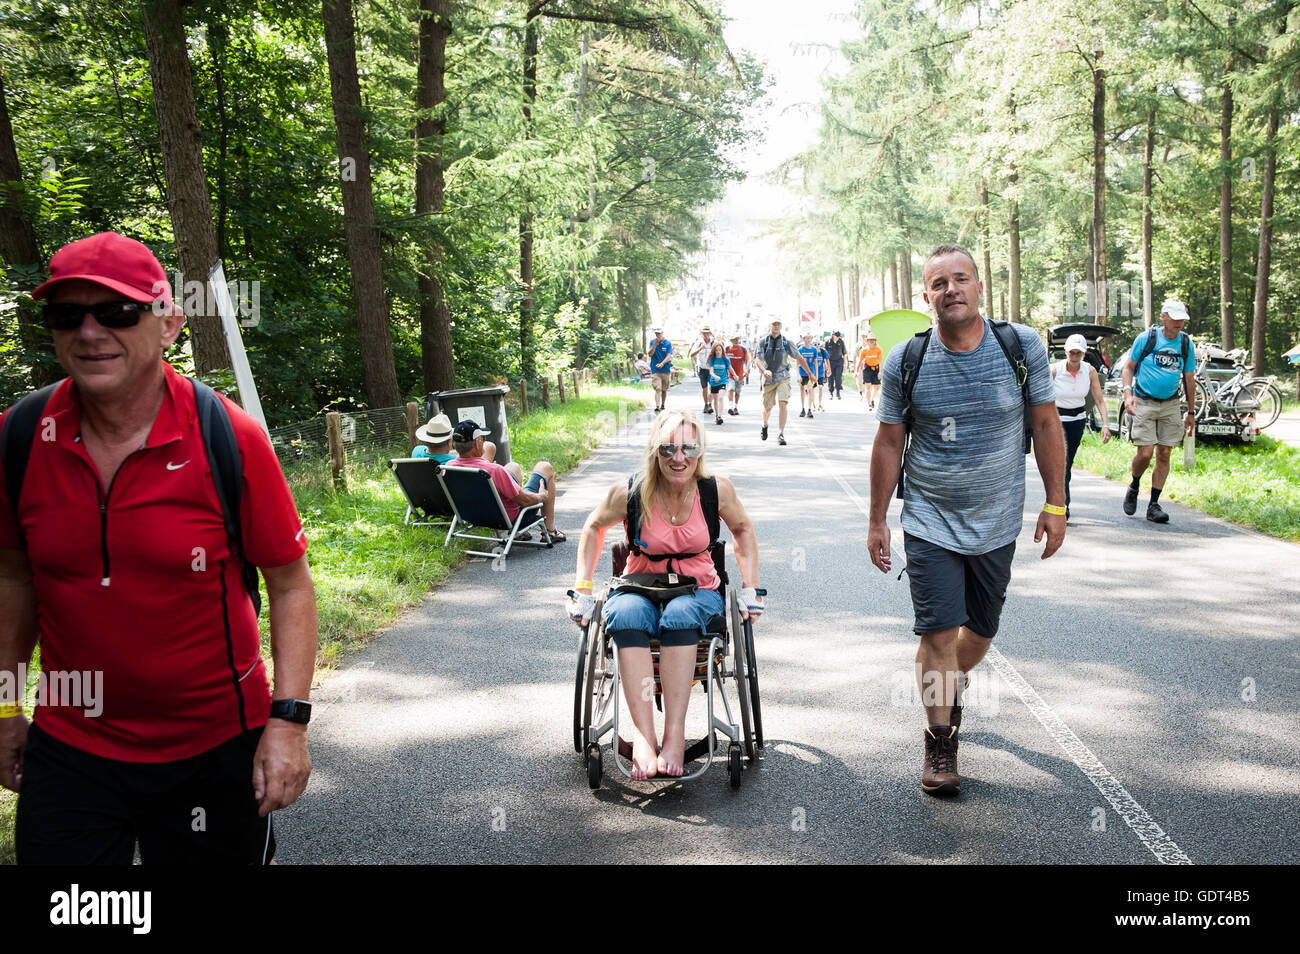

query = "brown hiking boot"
[{"left": 922, "top": 725, "right": 960, "bottom": 796}]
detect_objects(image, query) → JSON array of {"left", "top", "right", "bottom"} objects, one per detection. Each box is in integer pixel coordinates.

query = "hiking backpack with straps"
[
  {"left": 1134, "top": 327, "right": 1190, "bottom": 390},
  {"left": 895, "top": 321, "right": 1033, "bottom": 500},
  {"left": 624, "top": 474, "right": 720, "bottom": 574},
  {"left": 0, "top": 377, "right": 264, "bottom": 615}
]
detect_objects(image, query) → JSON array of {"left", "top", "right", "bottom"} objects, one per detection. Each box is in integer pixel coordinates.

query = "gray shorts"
[{"left": 903, "top": 533, "right": 1015, "bottom": 639}]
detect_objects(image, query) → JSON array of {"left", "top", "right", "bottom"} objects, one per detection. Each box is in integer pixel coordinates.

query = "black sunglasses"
[
  {"left": 657, "top": 442, "right": 702, "bottom": 459},
  {"left": 43, "top": 301, "right": 153, "bottom": 331}
]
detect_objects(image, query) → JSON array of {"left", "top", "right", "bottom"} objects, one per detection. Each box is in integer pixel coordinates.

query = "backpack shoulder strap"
[
  {"left": 697, "top": 475, "right": 719, "bottom": 544},
  {"left": 899, "top": 328, "right": 932, "bottom": 426},
  {"left": 624, "top": 474, "right": 642, "bottom": 555},
  {"left": 989, "top": 320, "right": 1029, "bottom": 401},
  {"left": 1180, "top": 331, "right": 1190, "bottom": 366},
  {"left": 1, "top": 381, "right": 63, "bottom": 536},
  {"left": 190, "top": 377, "right": 262, "bottom": 616},
  {"left": 1138, "top": 326, "right": 1161, "bottom": 363}
]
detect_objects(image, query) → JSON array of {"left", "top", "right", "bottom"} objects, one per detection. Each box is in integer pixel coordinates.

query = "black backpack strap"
[
  {"left": 989, "top": 321, "right": 1033, "bottom": 453},
  {"left": 191, "top": 377, "right": 262, "bottom": 616},
  {"left": 899, "top": 332, "right": 930, "bottom": 504},
  {"left": 1, "top": 381, "right": 62, "bottom": 541},
  {"left": 624, "top": 474, "right": 642, "bottom": 555},
  {"left": 1138, "top": 326, "right": 1161, "bottom": 364},
  {"left": 697, "top": 475, "right": 719, "bottom": 544}
]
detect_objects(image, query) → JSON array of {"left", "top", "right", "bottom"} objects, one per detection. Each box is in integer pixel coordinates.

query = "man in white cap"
[
  {"left": 1120, "top": 300, "right": 1197, "bottom": 523},
  {"left": 412, "top": 413, "right": 494, "bottom": 463},
  {"left": 648, "top": 327, "right": 673, "bottom": 413},
  {"left": 688, "top": 323, "right": 716, "bottom": 416}
]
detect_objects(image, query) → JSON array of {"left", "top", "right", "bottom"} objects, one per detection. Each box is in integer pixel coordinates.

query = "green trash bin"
[{"left": 425, "top": 385, "right": 513, "bottom": 466}]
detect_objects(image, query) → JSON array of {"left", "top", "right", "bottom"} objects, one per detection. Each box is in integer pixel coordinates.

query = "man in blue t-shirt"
[
  {"left": 797, "top": 334, "right": 819, "bottom": 419},
  {"left": 868, "top": 242, "right": 1065, "bottom": 799},
  {"left": 1119, "top": 299, "right": 1197, "bottom": 524},
  {"left": 648, "top": 327, "right": 674, "bottom": 413}
]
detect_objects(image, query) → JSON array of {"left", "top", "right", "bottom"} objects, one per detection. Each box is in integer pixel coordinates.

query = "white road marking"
[{"left": 807, "top": 435, "right": 1194, "bottom": 866}]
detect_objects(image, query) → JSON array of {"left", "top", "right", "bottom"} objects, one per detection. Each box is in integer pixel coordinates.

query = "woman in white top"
[{"left": 1052, "top": 333, "right": 1110, "bottom": 519}]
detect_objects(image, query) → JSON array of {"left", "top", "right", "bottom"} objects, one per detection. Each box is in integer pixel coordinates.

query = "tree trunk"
[
  {"left": 980, "top": 178, "right": 993, "bottom": 320},
  {"left": 836, "top": 267, "right": 845, "bottom": 323},
  {"left": 322, "top": 0, "right": 402, "bottom": 407},
  {"left": 889, "top": 256, "right": 899, "bottom": 308},
  {"left": 1219, "top": 79, "right": 1234, "bottom": 349},
  {"left": 518, "top": 6, "right": 541, "bottom": 381},
  {"left": 141, "top": 0, "right": 229, "bottom": 373},
  {"left": 1090, "top": 52, "right": 1106, "bottom": 324},
  {"left": 1251, "top": 105, "right": 1277, "bottom": 375},
  {"left": 208, "top": 19, "right": 229, "bottom": 258},
  {"left": 1142, "top": 107, "right": 1155, "bottom": 328},
  {"left": 416, "top": 0, "right": 456, "bottom": 392},
  {"left": 0, "top": 66, "right": 58, "bottom": 387},
  {"left": 1008, "top": 173, "right": 1021, "bottom": 323},
  {"left": 896, "top": 211, "right": 913, "bottom": 310},
  {"left": 879, "top": 266, "right": 886, "bottom": 312},
  {"left": 850, "top": 261, "right": 860, "bottom": 318}
]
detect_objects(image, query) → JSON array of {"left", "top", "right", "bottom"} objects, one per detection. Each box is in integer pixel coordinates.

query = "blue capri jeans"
[{"left": 602, "top": 588, "right": 725, "bottom": 649}]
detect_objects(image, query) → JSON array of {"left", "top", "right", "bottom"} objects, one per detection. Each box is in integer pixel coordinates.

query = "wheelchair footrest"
[{"left": 616, "top": 735, "right": 714, "bottom": 764}]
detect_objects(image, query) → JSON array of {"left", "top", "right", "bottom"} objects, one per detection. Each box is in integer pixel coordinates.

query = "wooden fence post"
[
  {"left": 557, "top": 372, "right": 566, "bottom": 404},
  {"left": 542, "top": 378, "right": 551, "bottom": 409},
  {"left": 326, "top": 412, "right": 347, "bottom": 491},
  {"left": 518, "top": 378, "right": 529, "bottom": 416},
  {"left": 572, "top": 369, "right": 581, "bottom": 399},
  {"left": 405, "top": 401, "right": 419, "bottom": 453}
]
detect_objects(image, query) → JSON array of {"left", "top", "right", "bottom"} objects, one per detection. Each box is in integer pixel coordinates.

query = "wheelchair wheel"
[
  {"left": 729, "top": 590, "right": 755, "bottom": 760},
  {"left": 727, "top": 742, "right": 742, "bottom": 789},
  {"left": 586, "top": 743, "right": 603, "bottom": 790},
  {"left": 744, "top": 616, "right": 764, "bottom": 750},
  {"left": 582, "top": 601, "right": 610, "bottom": 750},
  {"left": 573, "top": 624, "right": 590, "bottom": 753}
]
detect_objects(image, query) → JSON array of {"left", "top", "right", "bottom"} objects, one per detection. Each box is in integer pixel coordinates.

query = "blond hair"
[{"left": 630, "top": 409, "right": 711, "bottom": 533}]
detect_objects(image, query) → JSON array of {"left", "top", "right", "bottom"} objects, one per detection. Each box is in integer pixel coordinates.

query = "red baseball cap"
[{"left": 32, "top": 231, "right": 173, "bottom": 308}]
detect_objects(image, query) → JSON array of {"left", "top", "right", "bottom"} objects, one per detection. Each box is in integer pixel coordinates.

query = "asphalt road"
[{"left": 280, "top": 378, "right": 1300, "bottom": 864}]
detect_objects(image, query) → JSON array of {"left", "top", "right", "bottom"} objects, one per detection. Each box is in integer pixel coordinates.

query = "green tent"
[{"left": 850, "top": 309, "right": 933, "bottom": 360}]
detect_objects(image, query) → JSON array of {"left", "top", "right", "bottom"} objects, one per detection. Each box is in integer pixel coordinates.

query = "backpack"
[
  {"left": 0, "top": 377, "right": 263, "bottom": 615},
  {"left": 1136, "top": 327, "right": 1190, "bottom": 374},
  {"left": 759, "top": 334, "right": 789, "bottom": 372},
  {"left": 624, "top": 474, "right": 720, "bottom": 574},
  {"left": 896, "top": 321, "right": 1032, "bottom": 500}
]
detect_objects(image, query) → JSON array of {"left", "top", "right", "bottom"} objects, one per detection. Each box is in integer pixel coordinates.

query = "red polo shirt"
[{"left": 0, "top": 362, "right": 307, "bottom": 762}]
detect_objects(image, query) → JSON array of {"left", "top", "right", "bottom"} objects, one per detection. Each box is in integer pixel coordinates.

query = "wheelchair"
[{"left": 573, "top": 539, "right": 763, "bottom": 789}]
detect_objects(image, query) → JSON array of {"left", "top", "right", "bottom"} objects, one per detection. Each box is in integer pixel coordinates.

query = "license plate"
[{"left": 1199, "top": 424, "right": 1236, "bottom": 435}]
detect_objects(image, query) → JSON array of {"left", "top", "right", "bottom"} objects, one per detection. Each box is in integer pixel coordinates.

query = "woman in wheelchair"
[{"left": 567, "top": 409, "right": 763, "bottom": 779}]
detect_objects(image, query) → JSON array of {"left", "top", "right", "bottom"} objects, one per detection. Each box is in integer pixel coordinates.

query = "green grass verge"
[
  {"left": 1073, "top": 429, "right": 1300, "bottom": 541},
  {"left": 0, "top": 383, "right": 650, "bottom": 865}
]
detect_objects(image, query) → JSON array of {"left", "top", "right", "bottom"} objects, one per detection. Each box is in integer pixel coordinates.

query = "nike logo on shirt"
[{"left": 166, "top": 460, "right": 190, "bottom": 471}]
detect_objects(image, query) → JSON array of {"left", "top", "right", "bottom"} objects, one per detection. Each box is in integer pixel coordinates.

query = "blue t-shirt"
[
  {"left": 708, "top": 355, "right": 730, "bottom": 388},
  {"left": 411, "top": 446, "right": 455, "bottom": 462},
  {"left": 815, "top": 347, "right": 828, "bottom": 377},
  {"left": 1128, "top": 329, "right": 1192, "bottom": 400},
  {"left": 650, "top": 338, "right": 674, "bottom": 373},
  {"left": 877, "top": 319, "right": 1054, "bottom": 554},
  {"left": 798, "top": 344, "right": 819, "bottom": 379}
]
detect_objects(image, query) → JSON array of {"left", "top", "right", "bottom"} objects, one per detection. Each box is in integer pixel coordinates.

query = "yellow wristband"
[
  {"left": 0, "top": 703, "right": 23, "bottom": 719},
  {"left": 574, "top": 580, "right": 593, "bottom": 590},
  {"left": 1043, "top": 503, "right": 1066, "bottom": 516}
]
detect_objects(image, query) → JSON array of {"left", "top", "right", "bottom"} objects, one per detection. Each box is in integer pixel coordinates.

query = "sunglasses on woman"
[
  {"left": 657, "top": 442, "right": 702, "bottom": 459},
  {"left": 42, "top": 301, "right": 153, "bottom": 331}
]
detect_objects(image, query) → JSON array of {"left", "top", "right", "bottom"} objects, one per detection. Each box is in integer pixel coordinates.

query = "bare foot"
[
  {"left": 631, "top": 733, "right": 658, "bottom": 780},
  {"left": 657, "top": 734, "right": 686, "bottom": 777}
]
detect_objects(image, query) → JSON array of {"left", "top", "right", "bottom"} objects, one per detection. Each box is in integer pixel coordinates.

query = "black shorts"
[
  {"left": 862, "top": 366, "right": 880, "bottom": 385},
  {"left": 710, "top": 384, "right": 725, "bottom": 394},
  {"left": 16, "top": 722, "right": 276, "bottom": 865},
  {"left": 697, "top": 368, "right": 711, "bottom": 389},
  {"left": 903, "top": 533, "right": 1015, "bottom": 639}
]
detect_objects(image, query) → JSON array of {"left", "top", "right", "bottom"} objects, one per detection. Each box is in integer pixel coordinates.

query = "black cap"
[{"left": 452, "top": 420, "right": 491, "bottom": 443}]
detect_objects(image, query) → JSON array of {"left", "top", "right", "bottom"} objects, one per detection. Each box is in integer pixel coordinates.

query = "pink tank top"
[{"left": 624, "top": 488, "right": 720, "bottom": 590}]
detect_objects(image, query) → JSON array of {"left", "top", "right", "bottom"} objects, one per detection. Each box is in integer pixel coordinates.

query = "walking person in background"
[
  {"left": 857, "top": 332, "right": 883, "bottom": 409},
  {"left": 725, "top": 333, "right": 749, "bottom": 416},
  {"left": 1053, "top": 334, "right": 1109, "bottom": 520},
  {"left": 648, "top": 327, "right": 674, "bottom": 413},
  {"left": 707, "top": 341, "right": 729, "bottom": 426},
  {"left": 1120, "top": 300, "right": 1197, "bottom": 524},
  {"left": 688, "top": 324, "right": 716, "bottom": 417},
  {"left": 825, "top": 331, "right": 849, "bottom": 400},
  {"left": 797, "top": 333, "right": 819, "bottom": 419},
  {"left": 755, "top": 320, "right": 814, "bottom": 446}
]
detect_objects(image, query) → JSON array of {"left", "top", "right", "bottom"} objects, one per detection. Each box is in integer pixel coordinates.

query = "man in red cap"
[{"left": 0, "top": 232, "right": 318, "bottom": 863}]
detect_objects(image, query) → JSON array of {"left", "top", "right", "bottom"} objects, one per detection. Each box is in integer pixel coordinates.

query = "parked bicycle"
[{"left": 1192, "top": 346, "right": 1281, "bottom": 429}]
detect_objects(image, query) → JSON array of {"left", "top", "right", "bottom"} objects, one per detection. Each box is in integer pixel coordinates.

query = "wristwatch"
[{"left": 269, "top": 698, "right": 312, "bottom": 724}]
